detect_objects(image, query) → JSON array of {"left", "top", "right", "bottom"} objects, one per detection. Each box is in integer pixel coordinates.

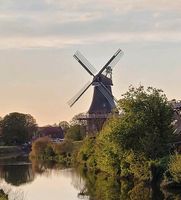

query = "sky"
[{"left": 0, "top": 0, "right": 181, "bottom": 126}]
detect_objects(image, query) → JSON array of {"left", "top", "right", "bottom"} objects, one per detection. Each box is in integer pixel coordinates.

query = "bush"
[
  {"left": 65, "top": 125, "right": 86, "bottom": 141},
  {"left": 123, "top": 151, "right": 151, "bottom": 181},
  {"left": 168, "top": 154, "right": 181, "bottom": 183},
  {"left": 76, "top": 137, "right": 96, "bottom": 170},
  {"left": 96, "top": 118, "right": 121, "bottom": 176},
  {"left": 0, "top": 189, "right": 8, "bottom": 200},
  {"left": 92, "top": 86, "right": 173, "bottom": 178},
  {"left": 52, "top": 140, "right": 73, "bottom": 155},
  {"left": 30, "top": 137, "right": 54, "bottom": 160},
  {"left": 30, "top": 138, "right": 76, "bottom": 165}
]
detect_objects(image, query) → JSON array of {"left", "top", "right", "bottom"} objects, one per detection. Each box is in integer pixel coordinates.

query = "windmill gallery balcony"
[
  {"left": 77, "top": 112, "right": 118, "bottom": 135},
  {"left": 78, "top": 113, "right": 111, "bottom": 120}
]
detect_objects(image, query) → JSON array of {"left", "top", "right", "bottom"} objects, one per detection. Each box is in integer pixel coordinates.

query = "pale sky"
[{"left": 0, "top": 0, "right": 181, "bottom": 125}]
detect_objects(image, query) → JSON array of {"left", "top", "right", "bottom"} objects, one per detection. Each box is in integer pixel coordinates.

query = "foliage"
[
  {"left": 76, "top": 137, "right": 96, "bottom": 169},
  {"left": 0, "top": 190, "right": 8, "bottom": 200},
  {"left": 96, "top": 117, "right": 122, "bottom": 176},
  {"left": 76, "top": 168, "right": 122, "bottom": 200},
  {"left": 123, "top": 151, "right": 151, "bottom": 181},
  {"left": 58, "top": 121, "right": 70, "bottom": 134},
  {"left": 0, "top": 117, "right": 2, "bottom": 127},
  {"left": 30, "top": 137, "right": 55, "bottom": 160},
  {"left": 149, "top": 156, "right": 170, "bottom": 183},
  {"left": 52, "top": 139, "right": 73, "bottom": 155},
  {"left": 117, "top": 86, "right": 173, "bottom": 159},
  {"left": 168, "top": 154, "right": 181, "bottom": 183},
  {"left": 1, "top": 112, "right": 37, "bottom": 145},
  {"left": 129, "top": 182, "right": 150, "bottom": 200},
  {"left": 66, "top": 125, "right": 86, "bottom": 141},
  {"left": 75, "top": 167, "right": 166, "bottom": 200},
  {"left": 30, "top": 138, "right": 81, "bottom": 165},
  {"left": 80, "top": 86, "right": 174, "bottom": 180}
]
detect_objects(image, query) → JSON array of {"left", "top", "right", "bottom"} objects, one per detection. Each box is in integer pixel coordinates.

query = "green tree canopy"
[
  {"left": 65, "top": 125, "right": 86, "bottom": 141},
  {"left": 117, "top": 86, "right": 174, "bottom": 159},
  {"left": 1, "top": 112, "right": 37, "bottom": 145},
  {"left": 96, "top": 86, "right": 174, "bottom": 176}
]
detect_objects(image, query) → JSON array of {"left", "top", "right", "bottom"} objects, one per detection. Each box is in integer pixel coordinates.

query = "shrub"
[
  {"left": 123, "top": 151, "right": 151, "bottom": 181},
  {"left": 30, "top": 137, "right": 54, "bottom": 160},
  {"left": 168, "top": 154, "right": 181, "bottom": 183},
  {"left": 65, "top": 125, "right": 86, "bottom": 141},
  {"left": 76, "top": 137, "right": 96, "bottom": 170},
  {"left": 0, "top": 189, "right": 8, "bottom": 200},
  {"left": 52, "top": 140, "right": 73, "bottom": 155},
  {"left": 96, "top": 117, "right": 122, "bottom": 176}
]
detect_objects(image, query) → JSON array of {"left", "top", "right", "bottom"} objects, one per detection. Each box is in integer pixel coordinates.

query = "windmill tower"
[{"left": 68, "top": 49, "right": 123, "bottom": 135}]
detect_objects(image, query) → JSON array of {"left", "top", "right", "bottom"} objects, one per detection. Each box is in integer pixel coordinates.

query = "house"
[{"left": 36, "top": 126, "right": 64, "bottom": 141}]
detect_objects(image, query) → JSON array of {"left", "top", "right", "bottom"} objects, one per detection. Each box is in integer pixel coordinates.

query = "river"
[{"left": 0, "top": 156, "right": 180, "bottom": 200}]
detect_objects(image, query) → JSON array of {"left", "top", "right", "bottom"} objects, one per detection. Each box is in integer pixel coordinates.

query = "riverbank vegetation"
[
  {"left": 75, "top": 86, "right": 181, "bottom": 190},
  {"left": 30, "top": 86, "right": 181, "bottom": 190},
  {"left": 30, "top": 137, "right": 83, "bottom": 166},
  {"left": 1, "top": 85, "right": 181, "bottom": 192}
]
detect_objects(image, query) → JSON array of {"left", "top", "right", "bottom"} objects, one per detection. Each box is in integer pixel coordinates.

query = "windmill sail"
[
  {"left": 69, "top": 48, "right": 123, "bottom": 134},
  {"left": 74, "top": 51, "right": 97, "bottom": 76},
  {"left": 97, "top": 49, "right": 123, "bottom": 76},
  {"left": 108, "top": 49, "right": 123, "bottom": 69},
  {"left": 68, "top": 81, "right": 92, "bottom": 107}
]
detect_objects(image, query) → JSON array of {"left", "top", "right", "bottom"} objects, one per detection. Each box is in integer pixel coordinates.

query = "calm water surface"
[
  {"left": 0, "top": 157, "right": 181, "bottom": 200},
  {"left": 0, "top": 157, "right": 86, "bottom": 200}
]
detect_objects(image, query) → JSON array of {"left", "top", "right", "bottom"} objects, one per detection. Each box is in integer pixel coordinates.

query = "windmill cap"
[{"left": 92, "top": 74, "right": 113, "bottom": 86}]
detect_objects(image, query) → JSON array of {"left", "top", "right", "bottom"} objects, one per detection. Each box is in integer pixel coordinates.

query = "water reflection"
[
  {"left": 73, "top": 168, "right": 181, "bottom": 200},
  {"left": 0, "top": 157, "right": 34, "bottom": 186},
  {"left": 0, "top": 158, "right": 181, "bottom": 200},
  {"left": 0, "top": 165, "right": 34, "bottom": 186}
]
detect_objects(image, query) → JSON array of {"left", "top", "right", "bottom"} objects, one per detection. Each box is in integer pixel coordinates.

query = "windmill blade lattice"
[
  {"left": 74, "top": 51, "right": 97, "bottom": 76},
  {"left": 97, "top": 49, "right": 123, "bottom": 76},
  {"left": 68, "top": 81, "right": 92, "bottom": 107},
  {"left": 68, "top": 49, "right": 123, "bottom": 108},
  {"left": 108, "top": 49, "right": 123, "bottom": 69}
]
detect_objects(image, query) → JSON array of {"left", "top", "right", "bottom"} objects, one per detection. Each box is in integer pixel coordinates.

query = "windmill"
[{"left": 68, "top": 49, "right": 123, "bottom": 134}]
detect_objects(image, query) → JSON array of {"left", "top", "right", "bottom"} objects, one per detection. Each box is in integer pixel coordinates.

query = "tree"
[
  {"left": 116, "top": 86, "right": 174, "bottom": 159},
  {"left": 66, "top": 125, "right": 86, "bottom": 141},
  {"left": 1, "top": 112, "right": 37, "bottom": 145},
  {"left": 0, "top": 117, "right": 2, "bottom": 125},
  {"left": 96, "top": 86, "right": 174, "bottom": 176},
  {"left": 168, "top": 154, "right": 181, "bottom": 183},
  {"left": 59, "top": 121, "right": 70, "bottom": 134},
  {"left": 0, "top": 189, "right": 8, "bottom": 200},
  {"left": 30, "top": 137, "right": 54, "bottom": 159}
]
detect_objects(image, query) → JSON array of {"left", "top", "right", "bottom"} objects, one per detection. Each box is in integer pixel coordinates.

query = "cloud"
[
  {"left": 0, "top": 30, "right": 180, "bottom": 49},
  {"left": 44, "top": 0, "right": 181, "bottom": 12},
  {"left": 0, "top": 0, "right": 181, "bottom": 49}
]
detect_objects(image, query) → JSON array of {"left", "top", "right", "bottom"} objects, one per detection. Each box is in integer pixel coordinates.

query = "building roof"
[{"left": 38, "top": 126, "right": 64, "bottom": 138}]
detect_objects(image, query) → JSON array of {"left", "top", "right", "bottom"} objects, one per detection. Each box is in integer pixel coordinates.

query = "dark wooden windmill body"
[{"left": 68, "top": 49, "right": 123, "bottom": 135}]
